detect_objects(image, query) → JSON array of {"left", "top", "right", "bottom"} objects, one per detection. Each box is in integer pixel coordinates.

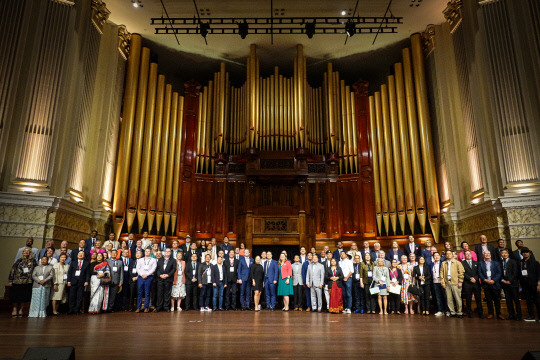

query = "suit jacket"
[
  {"left": 500, "top": 258, "right": 519, "bottom": 287},
  {"left": 421, "top": 249, "right": 433, "bottom": 265},
  {"left": 513, "top": 249, "right": 536, "bottom": 263},
  {"left": 440, "top": 259, "right": 465, "bottom": 286},
  {"left": 185, "top": 260, "right": 199, "bottom": 283},
  {"left": 210, "top": 263, "right": 228, "bottom": 284},
  {"left": 223, "top": 257, "right": 239, "bottom": 282},
  {"left": 182, "top": 243, "right": 192, "bottom": 254},
  {"left": 461, "top": 259, "right": 480, "bottom": 285},
  {"left": 126, "top": 240, "right": 137, "bottom": 258},
  {"left": 385, "top": 249, "right": 405, "bottom": 262},
  {"left": 264, "top": 259, "right": 279, "bottom": 283},
  {"left": 197, "top": 262, "right": 212, "bottom": 285},
  {"left": 360, "top": 249, "right": 377, "bottom": 262},
  {"left": 412, "top": 263, "right": 432, "bottom": 285},
  {"left": 301, "top": 260, "right": 311, "bottom": 284},
  {"left": 333, "top": 249, "right": 345, "bottom": 261},
  {"left": 32, "top": 265, "right": 54, "bottom": 288},
  {"left": 474, "top": 244, "right": 497, "bottom": 261},
  {"left": 306, "top": 262, "right": 325, "bottom": 287},
  {"left": 107, "top": 258, "right": 124, "bottom": 285},
  {"left": 156, "top": 257, "right": 177, "bottom": 283},
  {"left": 67, "top": 259, "right": 90, "bottom": 286},
  {"left": 158, "top": 242, "right": 170, "bottom": 252},
  {"left": 123, "top": 257, "right": 137, "bottom": 282},
  {"left": 325, "top": 266, "right": 344, "bottom": 288},
  {"left": 84, "top": 237, "right": 98, "bottom": 253},
  {"left": 404, "top": 243, "right": 422, "bottom": 258},
  {"left": 71, "top": 248, "right": 88, "bottom": 262},
  {"left": 219, "top": 243, "right": 234, "bottom": 255},
  {"left": 519, "top": 258, "right": 540, "bottom": 287},
  {"left": 237, "top": 256, "right": 254, "bottom": 282},
  {"left": 478, "top": 260, "right": 502, "bottom": 290}
]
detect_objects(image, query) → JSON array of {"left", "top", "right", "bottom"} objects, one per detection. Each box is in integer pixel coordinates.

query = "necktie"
[
  {"left": 78, "top": 261, "right": 81, "bottom": 270},
  {"left": 468, "top": 261, "right": 472, "bottom": 268},
  {"left": 264, "top": 261, "right": 268, "bottom": 276},
  {"left": 124, "top": 258, "right": 127, "bottom": 266}
]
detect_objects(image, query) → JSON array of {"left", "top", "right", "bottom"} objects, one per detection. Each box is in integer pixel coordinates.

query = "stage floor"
[{"left": 1, "top": 311, "right": 539, "bottom": 359}]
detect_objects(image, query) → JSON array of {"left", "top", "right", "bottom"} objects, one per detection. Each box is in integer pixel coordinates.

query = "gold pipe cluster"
[
  {"left": 369, "top": 34, "right": 440, "bottom": 241},
  {"left": 112, "top": 34, "right": 185, "bottom": 238}
]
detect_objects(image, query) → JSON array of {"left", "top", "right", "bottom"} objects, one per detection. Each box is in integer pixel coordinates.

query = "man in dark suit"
[
  {"left": 404, "top": 236, "right": 422, "bottom": 258},
  {"left": 302, "top": 253, "right": 313, "bottom": 311},
  {"left": 158, "top": 236, "right": 170, "bottom": 253},
  {"left": 117, "top": 249, "right": 134, "bottom": 311},
  {"left": 155, "top": 248, "right": 177, "bottom": 312},
  {"left": 71, "top": 240, "right": 88, "bottom": 262},
  {"left": 513, "top": 239, "right": 536, "bottom": 263},
  {"left": 500, "top": 248, "right": 522, "bottom": 320},
  {"left": 126, "top": 233, "right": 137, "bottom": 258},
  {"left": 474, "top": 234, "right": 497, "bottom": 261},
  {"left": 184, "top": 252, "right": 199, "bottom": 311},
  {"left": 360, "top": 241, "right": 377, "bottom": 263},
  {"left": 182, "top": 235, "right": 192, "bottom": 254},
  {"left": 421, "top": 240, "right": 433, "bottom": 265},
  {"left": 198, "top": 254, "right": 213, "bottom": 311},
  {"left": 84, "top": 230, "right": 98, "bottom": 253},
  {"left": 223, "top": 250, "right": 239, "bottom": 310},
  {"left": 237, "top": 249, "right": 254, "bottom": 310},
  {"left": 211, "top": 256, "right": 228, "bottom": 311},
  {"left": 461, "top": 250, "right": 484, "bottom": 318},
  {"left": 132, "top": 239, "right": 144, "bottom": 260},
  {"left": 67, "top": 251, "right": 90, "bottom": 314},
  {"left": 219, "top": 236, "right": 234, "bottom": 257},
  {"left": 519, "top": 247, "right": 540, "bottom": 322},
  {"left": 386, "top": 241, "right": 405, "bottom": 262},
  {"left": 478, "top": 251, "right": 503, "bottom": 319},
  {"left": 107, "top": 249, "right": 124, "bottom": 312},
  {"left": 264, "top": 251, "right": 279, "bottom": 310},
  {"left": 495, "top": 239, "right": 507, "bottom": 263},
  {"left": 333, "top": 242, "right": 345, "bottom": 260},
  {"left": 322, "top": 250, "right": 333, "bottom": 311}
]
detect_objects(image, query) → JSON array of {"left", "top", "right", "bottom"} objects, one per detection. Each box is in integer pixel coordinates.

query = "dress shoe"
[
  {"left": 306, "top": 307, "right": 311, "bottom": 312},
  {"left": 524, "top": 316, "right": 536, "bottom": 322},
  {"left": 135, "top": 309, "right": 140, "bottom": 313},
  {"left": 457, "top": 315, "right": 463, "bottom": 319},
  {"left": 486, "top": 314, "right": 494, "bottom": 319},
  {"left": 144, "top": 308, "right": 149, "bottom": 313},
  {"left": 497, "top": 314, "right": 504, "bottom": 320}
]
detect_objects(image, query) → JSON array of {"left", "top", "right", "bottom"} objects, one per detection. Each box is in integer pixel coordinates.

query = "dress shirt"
[
  {"left": 339, "top": 258, "right": 354, "bottom": 278},
  {"left": 217, "top": 264, "right": 223, "bottom": 281},
  {"left": 409, "top": 243, "right": 415, "bottom": 253},
  {"left": 433, "top": 261, "right": 441, "bottom": 283},
  {"left": 485, "top": 260, "right": 492, "bottom": 279},
  {"left": 136, "top": 257, "right": 157, "bottom": 277}
]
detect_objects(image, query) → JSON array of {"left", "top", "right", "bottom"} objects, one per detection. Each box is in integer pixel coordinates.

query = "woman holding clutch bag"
[
  {"left": 373, "top": 258, "right": 389, "bottom": 315},
  {"left": 388, "top": 259, "right": 403, "bottom": 314},
  {"left": 360, "top": 252, "right": 376, "bottom": 314}
]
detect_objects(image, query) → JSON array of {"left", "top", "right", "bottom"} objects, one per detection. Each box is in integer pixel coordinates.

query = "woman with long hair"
[
  {"left": 388, "top": 259, "right": 403, "bottom": 314},
  {"left": 412, "top": 256, "right": 432, "bottom": 315},
  {"left": 360, "top": 252, "right": 376, "bottom": 314},
  {"left": 326, "top": 258, "right": 344, "bottom": 314},
  {"left": 277, "top": 253, "right": 293, "bottom": 311},
  {"left": 88, "top": 253, "right": 110, "bottom": 314}
]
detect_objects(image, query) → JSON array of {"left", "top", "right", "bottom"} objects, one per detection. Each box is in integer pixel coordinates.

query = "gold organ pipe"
[
  {"left": 197, "top": 87, "right": 207, "bottom": 172},
  {"left": 217, "top": 63, "right": 226, "bottom": 153},
  {"left": 261, "top": 78, "right": 266, "bottom": 150},
  {"left": 224, "top": 72, "right": 230, "bottom": 154},
  {"left": 279, "top": 75, "right": 284, "bottom": 150},
  {"left": 381, "top": 84, "right": 397, "bottom": 235},
  {"left": 395, "top": 63, "right": 416, "bottom": 231},
  {"left": 287, "top": 78, "right": 292, "bottom": 150},
  {"left": 137, "top": 62, "right": 158, "bottom": 233},
  {"left": 411, "top": 34, "right": 440, "bottom": 241},
  {"left": 255, "top": 58, "right": 260, "bottom": 149},
  {"left": 346, "top": 85, "right": 354, "bottom": 173},
  {"left": 211, "top": 72, "right": 218, "bottom": 174},
  {"left": 403, "top": 48, "right": 426, "bottom": 233},
  {"left": 147, "top": 75, "right": 166, "bottom": 233},
  {"left": 112, "top": 34, "right": 141, "bottom": 239},
  {"left": 369, "top": 96, "right": 382, "bottom": 235},
  {"left": 163, "top": 91, "right": 178, "bottom": 234},
  {"left": 171, "top": 95, "right": 184, "bottom": 233},
  {"left": 388, "top": 75, "right": 406, "bottom": 234},
  {"left": 294, "top": 57, "right": 299, "bottom": 148},
  {"left": 270, "top": 73, "right": 275, "bottom": 150},
  {"left": 350, "top": 91, "right": 358, "bottom": 173},
  {"left": 375, "top": 92, "right": 389, "bottom": 235},
  {"left": 334, "top": 72, "right": 342, "bottom": 172},
  {"left": 339, "top": 80, "right": 347, "bottom": 173},
  {"left": 248, "top": 45, "right": 255, "bottom": 147},
  {"left": 205, "top": 78, "right": 214, "bottom": 173},
  {"left": 297, "top": 45, "right": 305, "bottom": 148},
  {"left": 155, "top": 84, "right": 172, "bottom": 233},
  {"left": 126, "top": 47, "right": 150, "bottom": 232}
]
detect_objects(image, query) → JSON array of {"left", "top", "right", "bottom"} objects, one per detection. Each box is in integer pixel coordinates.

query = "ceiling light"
[
  {"left": 199, "top": 22, "right": 210, "bottom": 39},
  {"left": 237, "top": 20, "right": 249, "bottom": 39},
  {"left": 341, "top": 10, "right": 346, "bottom": 16},
  {"left": 133, "top": 2, "right": 138, "bottom": 7},
  {"left": 345, "top": 20, "right": 356, "bottom": 37},
  {"left": 305, "top": 21, "right": 315, "bottom": 39},
  {"left": 131, "top": 0, "right": 142, "bottom": 8}
]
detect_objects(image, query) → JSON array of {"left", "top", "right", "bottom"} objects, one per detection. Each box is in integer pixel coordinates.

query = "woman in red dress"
[{"left": 325, "top": 258, "right": 344, "bottom": 313}]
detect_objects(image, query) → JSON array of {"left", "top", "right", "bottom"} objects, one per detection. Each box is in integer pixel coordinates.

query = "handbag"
[
  {"left": 369, "top": 281, "right": 380, "bottom": 295},
  {"left": 389, "top": 284, "right": 401, "bottom": 294},
  {"left": 408, "top": 284, "right": 423, "bottom": 296},
  {"left": 100, "top": 275, "right": 111, "bottom": 285}
]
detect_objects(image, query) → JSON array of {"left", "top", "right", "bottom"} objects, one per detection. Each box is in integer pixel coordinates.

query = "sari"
[{"left": 88, "top": 262, "right": 110, "bottom": 314}]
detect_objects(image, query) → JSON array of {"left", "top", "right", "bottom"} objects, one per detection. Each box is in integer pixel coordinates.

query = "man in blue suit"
[
  {"left": 421, "top": 240, "right": 433, "bottom": 265},
  {"left": 302, "top": 253, "right": 313, "bottom": 311},
  {"left": 333, "top": 242, "right": 345, "bottom": 260},
  {"left": 385, "top": 241, "right": 405, "bottom": 262},
  {"left": 263, "top": 251, "right": 279, "bottom": 310},
  {"left": 478, "top": 250, "right": 503, "bottom": 319},
  {"left": 237, "top": 249, "right": 254, "bottom": 310}
]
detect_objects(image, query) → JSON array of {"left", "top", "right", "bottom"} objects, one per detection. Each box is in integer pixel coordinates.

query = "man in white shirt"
[
  {"left": 135, "top": 248, "right": 157, "bottom": 313},
  {"left": 141, "top": 231, "right": 152, "bottom": 250},
  {"left": 339, "top": 251, "right": 354, "bottom": 314},
  {"left": 103, "top": 233, "right": 120, "bottom": 251},
  {"left": 431, "top": 252, "right": 446, "bottom": 316},
  {"left": 299, "top": 247, "right": 307, "bottom": 264}
]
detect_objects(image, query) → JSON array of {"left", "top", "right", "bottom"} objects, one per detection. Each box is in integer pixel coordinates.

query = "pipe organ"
[{"left": 113, "top": 33, "right": 440, "bottom": 246}]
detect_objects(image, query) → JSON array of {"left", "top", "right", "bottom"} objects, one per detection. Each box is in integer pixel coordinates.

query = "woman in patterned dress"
[
  {"left": 88, "top": 253, "right": 110, "bottom": 314},
  {"left": 8, "top": 248, "right": 37, "bottom": 317},
  {"left": 171, "top": 251, "right": 186, "bottom": 311},
  {"left": 398, "top": 255, "right": 416, "bottom": 314}
]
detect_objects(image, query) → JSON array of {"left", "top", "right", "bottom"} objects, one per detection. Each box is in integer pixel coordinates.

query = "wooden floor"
[{"left": 1, "top": 311, "right": 539, "bottom": 359}]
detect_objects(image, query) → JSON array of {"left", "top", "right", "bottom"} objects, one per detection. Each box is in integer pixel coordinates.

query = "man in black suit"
[
  {"left": 495, "top": 239, "right": 507, "bottom": 263},
  {"left": 158, "top": 236, "right": 170, "bottom": 253},
  {"left": 461, "top": 250, "right": 484, "bottom": 319},
  {"left": 71, "top": 240, "right": 88, "bottom": 262},
  {"left": 500, "top": 248, "right": 522, "bottom": 320},
  {"left": 126, "top": 233, "right": 137, "bottom": 258},
  {"left": 184, "top": 252, "right": 199, "bottom": 311},
  {"left": 519, "top": 247, "right": 540, "bottom": 322},
  {"left": 155, "top": 248, "right": 177, "bottom": 312},
  {"left": 67, "top": 251, "right": 90, "bottom": 314},
  {"left": 223, "top": 250, "right": 239, "bottom": 310},
  {"left": 132, "top": 240, "right": 144, "bottom": 260},
  {"left": 513, "top": 239, "right": 536, "bottom": 263},
  {"left": 117, "top": 249, "right": 134, "bottom": 311},
  {"left": 84, "top": 230, "right": 98, "bottom": 254},
  {"left": 385, "top": 241, "right": 405, "bottom": 262},
  {"left": 404, "top": 236, "right": 422, "bottom": 258},
  {"left": 474, "top": 234, "right": 497, "bottom": 261},
  {"left": 219, "top": 236, "right": 234, "bottom": 257}
]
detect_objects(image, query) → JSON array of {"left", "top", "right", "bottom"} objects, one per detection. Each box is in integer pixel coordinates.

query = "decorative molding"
[
  {"left": 91, "top": 0, "right": 110, "bottom": 34},
  {"left": 443, "top": 0, "right": 463, "bottom": 33},
  {"left": 421, "top": 25, "right": 436, "bottom": 56},
  {"left": 117, "top": 25, "right": 131, "bottom": 60}
]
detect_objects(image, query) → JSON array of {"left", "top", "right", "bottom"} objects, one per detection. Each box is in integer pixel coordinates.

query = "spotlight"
[
  {"left": 305, "top": 21, "right": 315, "bottom": 39},
  {"left": 133, "top": 2, "right": 138, "bottom": 7},
  {"left": 199, "top": 21, "right": 210, "bottom": 39},
  {"left": 341, "top": 10, "right": 346, "bottom": 16},
  {"left": 237, "top": 20, "right": 249, "bottom": 39},
  {"left": 345, "top": 20, "right": 356, "bottom": 37},
  {"left": 131, "top": 0, "right": 142, "bottom": 7}
]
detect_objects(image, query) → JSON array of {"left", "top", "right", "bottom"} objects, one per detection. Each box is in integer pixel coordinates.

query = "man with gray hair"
[
  {"left": 378, "top": 251, "right": 391, "bottom": 268},
  {"left": 306, "top": 254, "right": 325, "bottom": 312}
]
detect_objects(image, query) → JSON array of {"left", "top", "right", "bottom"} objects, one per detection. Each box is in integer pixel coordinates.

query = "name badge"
[
  {"left": 38, "top": 275, "right": 44, "bottom": 281},
  {"left": 522, "top": 269, "right": 528, "bottom": 276},
  {"left": 192, "top": 270, "right": 196, "bottom": 276},
  {"left": 63, "top": 274, "right": 67, "bottom": 281},
  {"left": 391, "top": 278, "right": 397, "bottom": 283},
  {"left": 143, "top": 266, "right": 149, "bottom": 272},
  {"left": 393, "top": 255, "right": 398, "bottom": 260},
  {"left": 23, "top": 268, "right": 29, "bottom": 274},
  {"left": 421, "top": 281, "right": 425, "bottom": 285},
  {"left": 75, "top": 270, "right": 81, "bottom": 277},
  {"left": 132, "top": 268, "right": 137, "bottom": 274},
  {"left": 224, "top": 250, "right": 228, "bottom": 255},
  {"left": 381, "top": 276, "right": 386, "bottom": 282},
  {"left": 112, "top": 266, "right": 118, "bottom": 272},
  {"left": 486, "top": 270, "right": 491, "bottom": 278},
  {"left": 230, "top": 267, "right": 234, "bottom": 272},
  {"left": 367, "top": 271, "right": 373, "bottom": 278},
  {"left": 404, "top": 274, "right": 409, "bottom": 280},
  {"left": 355, "top": 274, "right": 360, "bottom": 280}
]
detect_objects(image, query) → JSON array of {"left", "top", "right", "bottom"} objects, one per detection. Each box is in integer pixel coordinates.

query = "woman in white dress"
[
  {"left": 88, "top": 253, "right": 110, "bottom": 314},
  {"left": 171, "top": 251, "right": 186, "bottom": 311},
  {"left": 51, "top": 253, "right": 69, "bottom": 315}
]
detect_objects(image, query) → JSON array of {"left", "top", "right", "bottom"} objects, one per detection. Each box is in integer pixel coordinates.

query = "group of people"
[{"left": 8, "top": 232, "right": 540, "bottom": 323}]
